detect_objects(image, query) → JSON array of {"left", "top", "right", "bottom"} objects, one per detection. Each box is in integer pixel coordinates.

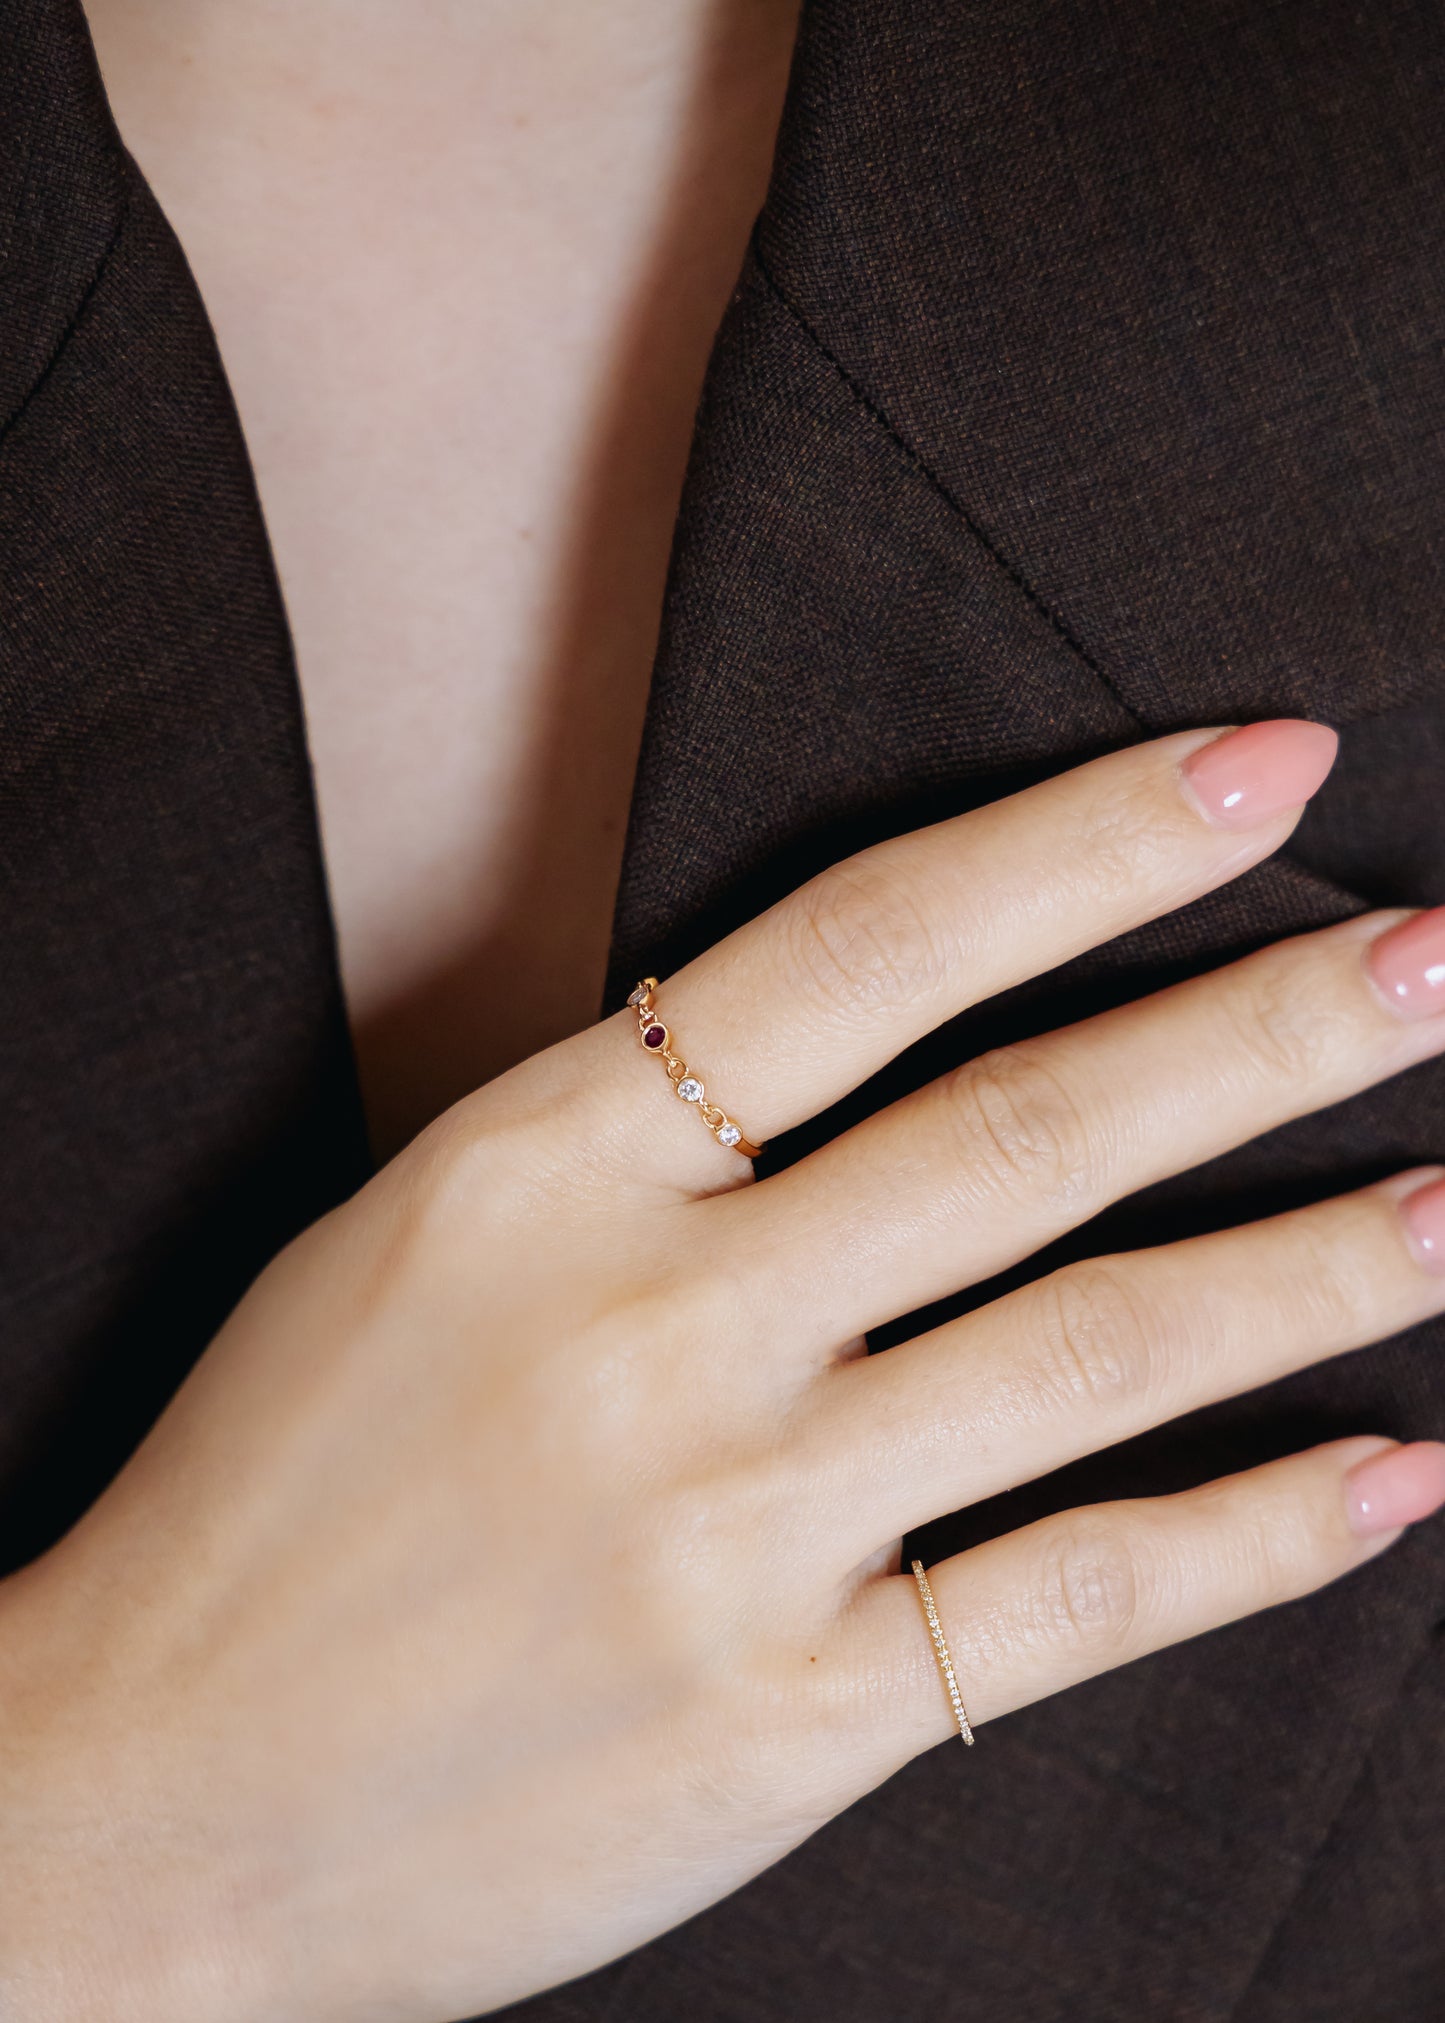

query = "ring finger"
[
  {"left": 726, "top": 903, "right": 1445, "bottom": 1350},
  {"left": 600, "top": 721, "right": 1337, "bottom": 1185},
  {"left": 801, "top": 1168, "right": 1445, "bottom": 1571}
]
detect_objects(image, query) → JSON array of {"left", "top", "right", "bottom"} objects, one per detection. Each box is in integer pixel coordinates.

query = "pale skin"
[
  {"left": 83, "top": 0, "right": 803, "bottom": 1154},
  {"left": 5, "top": 722, "right": 1445, "bottom": 2019},
  {"left": 10, "top": 10, "right": 1445, "bottom": 2021}
]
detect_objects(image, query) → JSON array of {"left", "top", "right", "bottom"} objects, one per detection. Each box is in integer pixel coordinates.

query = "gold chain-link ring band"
[
  {"left": 911, "top": 1558, "right": 976, "bottom": 1745},
  {"left": 628, "top": 978, "right": 764, "bottom": 1159}
]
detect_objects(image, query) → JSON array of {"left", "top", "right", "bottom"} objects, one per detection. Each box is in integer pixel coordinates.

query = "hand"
[{"left": 4, "top": 720, "right": 1445, "bottom": 2023}]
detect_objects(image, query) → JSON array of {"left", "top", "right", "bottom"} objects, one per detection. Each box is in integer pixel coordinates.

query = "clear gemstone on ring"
[
  {"left": 627, "top": 985, "right": 649, "bottom": 1007},
  {"left": 717, "top": 1124, "right": 742, "bottom": 1147},
  {"left": 677, "top": 1077, "right": 704, "bottom": 1102}
]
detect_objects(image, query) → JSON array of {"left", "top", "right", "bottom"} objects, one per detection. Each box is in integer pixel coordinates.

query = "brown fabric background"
[
  {"left": 0, "top": 0, "right": 370, "bottom": 1572},
  {"left": 1, "top": 2, "right": 1442, "bottom": 2016}
]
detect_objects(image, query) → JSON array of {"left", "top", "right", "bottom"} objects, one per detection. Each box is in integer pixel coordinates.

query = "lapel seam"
[
  {"left": 748, "top": 225, "right": 1140, "bottom": 728},
  {"left": 0, "top": 167, "right": 129, "bottom": 459},
  {"left": 746, "top": 227, "right": 1397, "bottom": 935}
]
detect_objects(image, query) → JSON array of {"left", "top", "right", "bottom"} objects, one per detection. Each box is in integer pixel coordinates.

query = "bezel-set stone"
[{"left": 631, "top": 989, "right": 756, "bottom": 1156}]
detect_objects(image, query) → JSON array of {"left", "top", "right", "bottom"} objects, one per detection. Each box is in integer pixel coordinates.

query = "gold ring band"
[
  {"left": 628, "top": 977, "right": 764, "bottom": 1158},
  {"left": 911, "top": 1558, "right": 975, "bottom": 1745}
]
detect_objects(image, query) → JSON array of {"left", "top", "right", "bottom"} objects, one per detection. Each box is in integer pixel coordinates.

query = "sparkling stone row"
[
  {"left": 910, "top": 1558, "right": 975, "bottom": 1746},
  {"left": 628, "top": 981, "right": 748, "bottom": 1152}
]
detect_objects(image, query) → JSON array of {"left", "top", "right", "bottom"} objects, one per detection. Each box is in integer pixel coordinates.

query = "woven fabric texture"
[{"left": 1, "top": 3, "right": 1442, "bottom": 2017}]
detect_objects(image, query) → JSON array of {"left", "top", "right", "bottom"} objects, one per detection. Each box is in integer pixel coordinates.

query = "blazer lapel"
[
  {"left": 0, "top": 0, "right": 370, "bottom": 1571},
  {"left": 581, "top": 5, "right": 1445, "bottom": 2017},
  {"left": 4, "top": 2, "right": 1441, "bottom": 2012}
]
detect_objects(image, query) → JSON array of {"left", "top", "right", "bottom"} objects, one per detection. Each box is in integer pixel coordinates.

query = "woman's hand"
[{"left": 5, "top": 720, "right": 1445, "bottom": 2023}]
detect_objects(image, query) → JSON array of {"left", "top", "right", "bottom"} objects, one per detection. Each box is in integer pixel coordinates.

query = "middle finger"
[{"left": 727, "top": 904, "right": 1445, "bottom": 1349}]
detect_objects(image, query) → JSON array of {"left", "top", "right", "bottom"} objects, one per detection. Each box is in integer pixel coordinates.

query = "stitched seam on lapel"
[
  {"left": 745, "top": 230, "right": 1395, "bottom": 926},
  {"left": 0, "top": 160, "right": 130, "bottom": 459},
  {"left": 748, "top": 227, "right": 1141, "bottom": 728}
]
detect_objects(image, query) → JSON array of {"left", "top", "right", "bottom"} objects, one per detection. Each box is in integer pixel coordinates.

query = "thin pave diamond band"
[
  {"left": 911, "top": 1558, "right": 976, "bottom": 1745},
  {"left": 628, "top": 978, "right": 763, "bottom": 1159}
]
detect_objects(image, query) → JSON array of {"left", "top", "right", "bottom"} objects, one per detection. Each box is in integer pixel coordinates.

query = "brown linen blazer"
[{"left": 2, "top": 3, "right": 1443, "bottom": 2017}]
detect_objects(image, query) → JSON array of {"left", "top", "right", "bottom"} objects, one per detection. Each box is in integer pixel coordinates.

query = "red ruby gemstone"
[{"left": 643, "top": 1023, "right": 667, "bottom": 1049}]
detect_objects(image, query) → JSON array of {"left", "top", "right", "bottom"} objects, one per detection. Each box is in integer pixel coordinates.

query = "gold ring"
[
  {"left": 628, "top": 977, "right": 764, "bottom": 1158},
  {"left": 911, "top": 1558, "right": 975, "bottom": 1745}
]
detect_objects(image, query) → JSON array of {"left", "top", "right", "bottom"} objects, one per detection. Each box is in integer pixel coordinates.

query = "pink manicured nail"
[
  {"left": 1344, "top": 1441, "right": 1445, "bottom": 1536},
  {"left": 1179, "top": 720, "right": 1338, "bottom": 829},
  {"left": 1400, "top": 1176, "right": 1445, "bottom": 1275},
  {"left": 1367, "top": 908, "right": 1445, "bottom": 1022}
]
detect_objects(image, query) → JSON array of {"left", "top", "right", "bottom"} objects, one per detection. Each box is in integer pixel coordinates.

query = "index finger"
[{"left": 636, "top": 720, "right": 1337, "bottom": 1163}]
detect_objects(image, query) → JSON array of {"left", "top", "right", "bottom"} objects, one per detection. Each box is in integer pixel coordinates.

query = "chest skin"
[{"left": 82, "top": 0, "right": 798, "bottom": 1158}]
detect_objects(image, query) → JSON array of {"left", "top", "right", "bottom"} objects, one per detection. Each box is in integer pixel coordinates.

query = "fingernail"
[
  {"left": 1179, "top": 720, "right": 1339, "bottom": 830},
  {"left": 1367, "top": 908, "right": 1445, "bottom": 1022},
  {"left": 1344, "top": 1440, "right": 1445, "bottom": 1536},
  {"left": 1400, "top": 1175, "right": 1445, "bottom": 1274}
]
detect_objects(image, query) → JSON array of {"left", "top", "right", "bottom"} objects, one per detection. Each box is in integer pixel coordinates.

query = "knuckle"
[
  {"left": 1288, "top": 1209, "right": 1380, "bottom": 1342},
  {"left": 785, "top": 854, "right": 950, "bottom": 1023},
  {"left": 357, "top": 1104, "right": 510, "bottom": 1271},
  {"left": 411, "top": 1099, "right": 510, "bottom": 1199},
  {"left": 390, "top": 1022, "right": 631, "bottom": 1224},
  {"left": 648, "top": 1455, "right": 789, "bottom": 1627},
  {"left": 572, "top": 1290, "right": 685, "bottom": 1443},
  {"left": 950, "top": 1045, "right": 1098, "bottom": 1210},
  {"left": 591, "top": 1450, "right": 785, "bottom": 1681},
  {"left": 1032, "top": 1263, "right": 1159, "bottom": 1413},
  {"left": 1223, "top": 958, "right": 1348, "bottom": 1090},
  {"left": 396, "top": 1104, "right": 557, "bottom": 1257},
  {"left": 1034, "top": 1515, "right": 1146, "bottom": 1656}
]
